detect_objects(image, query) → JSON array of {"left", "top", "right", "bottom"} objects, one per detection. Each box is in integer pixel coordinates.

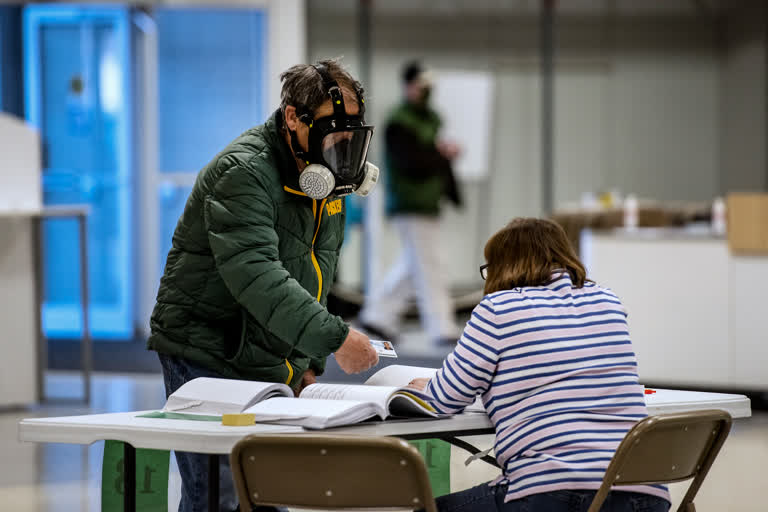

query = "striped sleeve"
[{"left": 423, "top": 299, "right": 499, "bottom": 414}]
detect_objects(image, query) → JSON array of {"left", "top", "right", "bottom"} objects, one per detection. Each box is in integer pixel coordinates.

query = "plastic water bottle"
[
  {"left": 712, "top": 197, "right": 726, "bottom": 235},
  {"left": 623, "top": 194, "right": 638, "bottom": 230}
]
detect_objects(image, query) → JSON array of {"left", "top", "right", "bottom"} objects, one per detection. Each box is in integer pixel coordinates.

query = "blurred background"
[{"left": 0, "top": 0, "right": 766, "bottom": 510}]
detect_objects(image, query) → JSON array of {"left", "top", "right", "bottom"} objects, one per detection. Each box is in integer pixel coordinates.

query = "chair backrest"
[
  {"left": 230, "top": 433, "right": 437, "bottom": 512},
  {"left": 587, "top": 410, "right": 732, "bottom": 512}
]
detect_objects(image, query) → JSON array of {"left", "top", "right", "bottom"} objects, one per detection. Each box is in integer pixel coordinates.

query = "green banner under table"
[
  {"left": 410, "top": 438, "right": 451, "bottom": 497},
  {"left": 104, "top": 414, "right": 453, "bottom": 505},
  {"left": 101, "top": 440, "right": 170, "bottom": 512}
]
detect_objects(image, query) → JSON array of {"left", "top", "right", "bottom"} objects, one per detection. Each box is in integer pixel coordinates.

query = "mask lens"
[{"left": 321, "top": 129, "right": 372, "bottom": 180}]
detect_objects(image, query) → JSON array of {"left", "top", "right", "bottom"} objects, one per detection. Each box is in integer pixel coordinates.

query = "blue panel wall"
[
  {"left": 156, "top": 8, "right": 266, "bottom": 173},
  {"left": 155, "top": 8, "right": 267, "bottom": 273}
]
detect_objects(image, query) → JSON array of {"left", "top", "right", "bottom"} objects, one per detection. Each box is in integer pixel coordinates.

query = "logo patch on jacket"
[{"left": 325, "top": 199, "right": 343, "bottom": 216}]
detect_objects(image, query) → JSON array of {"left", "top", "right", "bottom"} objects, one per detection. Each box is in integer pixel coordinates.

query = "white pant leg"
[
  {"left": 396, "top": 216, "right": 459, "bottom": 341},
  {"left": 359, "top": 233, "right": 414, "bottom": 333}
]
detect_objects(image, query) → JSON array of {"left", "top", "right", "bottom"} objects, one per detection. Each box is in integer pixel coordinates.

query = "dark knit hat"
[{"left": 402, "top": 60, "right": 425, "bottom": 84}]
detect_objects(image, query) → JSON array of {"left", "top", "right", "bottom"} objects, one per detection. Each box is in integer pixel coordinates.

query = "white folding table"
[{"left": 18, "top": 388, "right": 752, "bottom": 512}]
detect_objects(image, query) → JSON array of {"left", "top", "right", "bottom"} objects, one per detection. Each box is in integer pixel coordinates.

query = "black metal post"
[
  {"left": 359, "top": 0, "right": 375, "bottom": 294},
  {"left": 123, "top": 443, "right": 136, "bottom": 512},
  {"left": 208, "top": 454, "right": 219, "bottom": 511},
  {"left": 32, "top": 217, "right": 45, "bottom": 402},
  {"left": 541, "top": 0, "right": 556, "bottom": 214},
  {"left": 78, "top": 213, "right": 91, "bottom": 404},
  {"left": 359, "top": 0, "right": 372, "bottom": 87}
]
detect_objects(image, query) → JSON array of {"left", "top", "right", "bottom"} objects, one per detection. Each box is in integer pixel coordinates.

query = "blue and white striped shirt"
[{"left": 419, "top": 272, "right": 670, "bottom": 503}]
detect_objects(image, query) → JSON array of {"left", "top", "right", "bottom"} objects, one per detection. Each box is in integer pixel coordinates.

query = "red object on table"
[{"left": 644, "top": 389, "right": 656, "bottom": 394}]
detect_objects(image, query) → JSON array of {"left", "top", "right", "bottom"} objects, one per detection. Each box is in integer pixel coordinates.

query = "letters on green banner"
[{"left": 101, "top": 440, "right": 170, "bottom": 512}]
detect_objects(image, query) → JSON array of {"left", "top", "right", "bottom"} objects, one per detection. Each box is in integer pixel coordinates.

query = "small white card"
[{"left": 370, "top": 339, "right": 397, "bottom": 358}]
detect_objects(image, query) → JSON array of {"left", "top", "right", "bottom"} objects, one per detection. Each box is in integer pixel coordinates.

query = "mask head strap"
[
  {"left": 286, "top": 103, "right": 314, "bottom": 163},
  {"left": 314, "top": 64, "right": 346, "bottom": 118},
  {"left": 289, "top": 129, "right": 309, "bottom": 163},
  {"left": 313, "top": 63, "right": 365, "bottom": 117}
]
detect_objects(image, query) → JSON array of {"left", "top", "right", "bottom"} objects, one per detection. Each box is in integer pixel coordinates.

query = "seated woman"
[{"left": 408, "top": 218, "right": 670, "bottom": 512}]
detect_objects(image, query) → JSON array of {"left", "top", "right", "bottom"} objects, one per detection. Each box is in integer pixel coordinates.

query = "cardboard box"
[{"left": 727, "top": 193, "right": 768, "bottom": 254}]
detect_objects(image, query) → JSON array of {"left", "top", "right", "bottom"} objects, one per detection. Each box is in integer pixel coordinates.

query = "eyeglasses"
[{"left": 479, "top": 263, "right": 489, "bottom": 280}]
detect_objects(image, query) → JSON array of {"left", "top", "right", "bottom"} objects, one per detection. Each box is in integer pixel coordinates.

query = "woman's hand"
[{"left": 407, "top": 378, "right": 430, "bottom": 390}]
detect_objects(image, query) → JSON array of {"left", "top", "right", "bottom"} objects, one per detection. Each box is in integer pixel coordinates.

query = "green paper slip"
[{"left": 136, "top": 411, "right": 222, "bottom": 422}]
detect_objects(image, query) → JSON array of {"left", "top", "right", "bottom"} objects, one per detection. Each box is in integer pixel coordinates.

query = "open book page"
[
  {"left": 245, "top": 397, "right": 381, "bottom": 429},
  {"left": 364, "top": 365, "right": 437, "bottom": 387},
  {"left": 364, "top": 365, "right": 486, "bottom": 414},
  {"left": 386, "top": 392, "right": 438, "bottom": 417},
  {"left": 163, "top": 377, "right": 293, "bottom": 415},
  {"left": 300, "top": 383, "right": 437, "bottom": 418},
  {"left": 299, "top": 383, "right": 396, "bottom": 406}
]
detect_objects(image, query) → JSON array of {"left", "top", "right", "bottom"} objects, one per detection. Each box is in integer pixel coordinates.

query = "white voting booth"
[
  {"left": 0, "top": 113, "right": 42, "bottom": 211},
  {"left": 0, "top": 113, "right": 42, "bottom": 407}
]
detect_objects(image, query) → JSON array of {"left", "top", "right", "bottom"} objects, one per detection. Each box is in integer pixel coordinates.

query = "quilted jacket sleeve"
[{"left": 204, "top": 161, "right": 348, "bottom": 360}]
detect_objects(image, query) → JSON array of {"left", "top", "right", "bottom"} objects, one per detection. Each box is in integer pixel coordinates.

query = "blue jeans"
[
  {"left": 159, "top": 354, "right": 281, "bottom": 512},
  {"left": 435, "top": 483, "right": 671, "bottom": 512}
]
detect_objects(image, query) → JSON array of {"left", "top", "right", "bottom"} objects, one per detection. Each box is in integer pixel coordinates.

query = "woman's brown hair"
[{"left": 483, "top": 218, "right": 587, "bottom": 295}]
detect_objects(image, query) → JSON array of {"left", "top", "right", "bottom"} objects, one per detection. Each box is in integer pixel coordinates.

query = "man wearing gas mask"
[
  {"left": 148, "top": 59, "right": 379, "bottom": 512},
  {"left": 360, "top": 60, "right": 463, "bottom": 346}
]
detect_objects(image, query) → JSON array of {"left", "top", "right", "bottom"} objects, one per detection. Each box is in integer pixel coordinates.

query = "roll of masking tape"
[{"left": 222, "top": 413, "right": 256, "bottom": 426}]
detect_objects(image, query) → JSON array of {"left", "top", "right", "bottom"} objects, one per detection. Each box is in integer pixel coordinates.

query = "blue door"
[{"left": 24, "top": 6, "right": 133, "bottom": 339}]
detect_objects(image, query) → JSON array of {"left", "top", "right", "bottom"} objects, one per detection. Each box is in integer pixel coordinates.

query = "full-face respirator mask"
[{"left": 287, "top": 65, "right": 378, "bottom": 200}]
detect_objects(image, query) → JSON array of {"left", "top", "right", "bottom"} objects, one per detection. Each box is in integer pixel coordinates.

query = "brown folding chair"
[
  {"left": 587, "top": 410, "right": 732, "bottom": 512},
  {"left": 230, "top": 434, "right": 437, "bottom": 511}
]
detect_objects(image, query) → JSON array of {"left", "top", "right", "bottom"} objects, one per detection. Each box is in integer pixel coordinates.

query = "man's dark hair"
[
  {"left": 279, "top": 58, "right": 364, "bottom": 115},
  {"left": 402, "top": 60, "right": 424, "bottom": 84}
]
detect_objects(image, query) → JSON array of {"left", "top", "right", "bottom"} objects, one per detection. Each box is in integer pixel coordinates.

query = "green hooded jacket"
[
  {"left": 147, "top": 110, "right": 349, "bottom": 388},
  {"left": 385, "top": 102, "right": 461, "bottom": 216}
]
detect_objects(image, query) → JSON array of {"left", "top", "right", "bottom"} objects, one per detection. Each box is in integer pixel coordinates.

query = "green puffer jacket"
[
  {"left": 148, "top": 110, "right": 349, "bottom": 388},
  {"left": 385, "top": 102, "right": 448, "bottom": 216}
]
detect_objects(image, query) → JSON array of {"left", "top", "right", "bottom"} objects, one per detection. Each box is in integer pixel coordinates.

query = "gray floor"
[{"left": 2, "top": 358, "right": 767, "bottom": 511}]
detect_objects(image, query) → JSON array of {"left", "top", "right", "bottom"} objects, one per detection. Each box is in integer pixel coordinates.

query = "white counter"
[
  {"left": 0, "top": 216, "right": 38, "bottom": 406},
  {"left": 584, "top": 229, "right": 767, "bottom": 390}
]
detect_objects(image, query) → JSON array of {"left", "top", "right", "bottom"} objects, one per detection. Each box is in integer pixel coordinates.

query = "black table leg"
[
  {"left": 124, "top": 443, "right": 136, "bottom": 512},
  {"left": 444, "top": 436, "right": 500, "bottom": 468},
  {"left": 208, "top": 454, "right": 219, "bottom": 511}
]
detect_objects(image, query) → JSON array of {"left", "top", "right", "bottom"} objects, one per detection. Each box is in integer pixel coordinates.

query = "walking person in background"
[{"left": 359, "top": 60, "right": 463, "bottom": 346}]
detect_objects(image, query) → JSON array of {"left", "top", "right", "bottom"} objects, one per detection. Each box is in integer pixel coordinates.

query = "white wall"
[
  {"left": 267, "top": 0, "right": 306, "bottom": 112},
  {"left": 309, "top": 4, "right": 722, "bottom": 288},
  {"left": 719, "top": 1, "right": 767, "bottom": 193},
  {"left": 0, "top": 115, "right": 40, "bottom": 405},
  {"left": 587, "top": 232, "right": 768, "bottom": 390}
]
